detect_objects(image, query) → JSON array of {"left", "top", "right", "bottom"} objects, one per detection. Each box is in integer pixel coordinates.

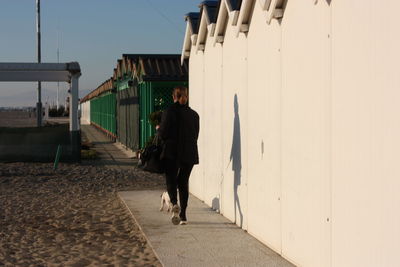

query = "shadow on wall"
[{"left": 230, "top": 94, "right": 243, "bottom": 228}]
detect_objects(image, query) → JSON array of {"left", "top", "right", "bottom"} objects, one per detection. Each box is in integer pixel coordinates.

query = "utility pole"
[
  {"left": 36, "top": 0, "right": 42, "bottom": 126},
  {"left": 57, "top": 26, "right": 60, "bottom": 111}
]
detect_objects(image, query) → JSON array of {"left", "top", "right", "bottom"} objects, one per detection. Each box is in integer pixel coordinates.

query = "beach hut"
[
  {"left": 183, "top": 0, "right": 400, "bottom": 266},
  {"left": 114, "top": 54, "right": 188, "bottom": 150},
  {"left": 80, "top": 54, "right": 188, "bottom": 152},
  {"left": 80, "top": 78, "right": 116, "bottom": 139},
  {"left": 80, "top": 94, "right": 91, "bottom": 125},
  {"left": 114, "top": 58, "right": 139, "bottom": 151}
]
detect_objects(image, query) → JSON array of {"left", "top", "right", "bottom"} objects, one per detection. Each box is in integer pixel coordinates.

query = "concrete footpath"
[
  {"left": 81, "top": 124, "right": 136, "bottom": 169},
  {"left": 119, "top": 190, "right": 294, "bottom": 267},
  {"left": 82, "top": 124, "right": 294, "bottom": 267}
]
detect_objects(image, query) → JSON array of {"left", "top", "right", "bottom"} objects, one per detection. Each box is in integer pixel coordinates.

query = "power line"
[{"left": 145, "top": 0, "right": 184, "bottom": 35}]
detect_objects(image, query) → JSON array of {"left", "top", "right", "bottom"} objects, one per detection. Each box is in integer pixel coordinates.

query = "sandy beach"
[
  {"left": 0, "top": 110, "right": 37, "bottom": 128},
  {"left": 0, "top": 162, "right": 164, "bottom": 266}
]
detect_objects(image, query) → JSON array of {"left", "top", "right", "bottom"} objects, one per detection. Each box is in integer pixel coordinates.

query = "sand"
[
  {"left": 0, "top": 162, "right": 165, "bottom": 266},
  {"left": 0, "top": 110, "right": 37, "bottom": 128}
]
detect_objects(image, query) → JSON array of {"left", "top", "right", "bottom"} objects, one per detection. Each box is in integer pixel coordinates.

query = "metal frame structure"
[{"left": 0, "top": 62, "right": 82, "bottom": 160}]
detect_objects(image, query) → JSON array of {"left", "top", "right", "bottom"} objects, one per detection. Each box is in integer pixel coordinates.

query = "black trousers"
[{"left": 164, "top": 159, "right": 194, "bottom": 215}]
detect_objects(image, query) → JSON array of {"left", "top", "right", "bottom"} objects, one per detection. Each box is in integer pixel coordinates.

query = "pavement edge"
[{"left": 117, "top": 192, "right": 165, "bottom": 267}]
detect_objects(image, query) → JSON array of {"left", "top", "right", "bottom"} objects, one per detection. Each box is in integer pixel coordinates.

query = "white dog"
[{"left": 159, "top": 191, "right": 173, "bottom": 212}]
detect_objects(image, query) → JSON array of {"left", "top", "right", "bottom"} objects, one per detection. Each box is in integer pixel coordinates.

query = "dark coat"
[
  {"left": 177, "top": 105, "right": 199, "bottom": 165},
  {"left": 158, "top": 102, "right": 199, "bottom": 165},
  {"left": 158, "top": 102, "right": 180, "bottom": 160}
]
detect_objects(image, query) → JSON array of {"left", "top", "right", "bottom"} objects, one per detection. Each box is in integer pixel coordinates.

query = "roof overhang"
[
  {"left": 0, "top": 62, "right": 81, "bottom": 132},
  {"left": 258, "top": 0, "right": 284, "bottom": 24},
  {"left": 81, "top": 77, "right": 114, "bottom": 103},
  {"left": 181, "top": 22, "right": 192, "bottom": 64},
  {"left": 181, "top": 0, "right": 286, "bottom": 61},
  {"left": 235, "top": 0, "right": 255, "bottom": 36},
  {"left": 115, "top": 60, "right": 122, "bottom": 80},
  {"left": 195, "top": 9, "right": 210, "bottom": 52},
  {"left": 181, "top": 13, "right": 200, "bottom": 64},
  {"left": 195, "top": 1, "right": 219, "bottom": 53},
  {"left": 0, "top": 62, "right": 81, "bottom": 82},
  {"left": 213, "top": 0, "right": 244, "bottom": 44}
]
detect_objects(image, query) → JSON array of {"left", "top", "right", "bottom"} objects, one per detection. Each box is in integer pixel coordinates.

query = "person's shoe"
[
  {"left": 179, "top": 214, "right": 187, "bottom": 225},
  {"left": 171, "top": 204, "right": 181, "bottom": 225}
]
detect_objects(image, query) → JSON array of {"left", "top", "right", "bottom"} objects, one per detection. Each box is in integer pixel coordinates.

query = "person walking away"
[
  {"left": 176, "top": 87, "right": 199, "bottom": 225},
  {"left": 158, "top": 86, "right": 199, "bottom": 225}
]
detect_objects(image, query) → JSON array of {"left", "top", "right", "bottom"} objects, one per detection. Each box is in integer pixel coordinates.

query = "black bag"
[{"left": 142, "top": 134, "right": 164, "bottom": 173}]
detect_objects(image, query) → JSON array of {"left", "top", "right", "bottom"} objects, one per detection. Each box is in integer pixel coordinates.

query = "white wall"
[
  {"left": 80, "top": 101, "right": 90, "bottom": 125},
  {"left": 280, "top": 1, "right": 331, "bottom": 266},
  {"left": 188, "top": 46, "right": 205, "bottom": 200},
  {"left": 202, "top": 39, "right": 223, "bottom": 210},
  {"left": 331, "top": 1, "right": 400, "bottom": 266},
  {"left": 247, "top": 4, "right": 282, "bottom": 253},
  {"left": 186, "top": 0, "right": 400, "bottom": 266},
  {"left": 220, "top": 17, "right": 249, "bottom": 229}
]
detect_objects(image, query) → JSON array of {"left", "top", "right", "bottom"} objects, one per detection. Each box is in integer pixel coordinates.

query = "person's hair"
[{"left": 173, "top": 86, "right": 188, "bottom": 100}]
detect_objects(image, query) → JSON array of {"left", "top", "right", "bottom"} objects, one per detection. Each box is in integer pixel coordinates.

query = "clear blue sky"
[{"left": 0, "top": 0, "right": 199, "bottom": 107}]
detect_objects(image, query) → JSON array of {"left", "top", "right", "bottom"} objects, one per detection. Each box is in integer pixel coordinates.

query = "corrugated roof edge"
[
  {"left": 139, "top": 56, "right": 189, "bottom": 81},
  {"left": 212, "top": 0, "right": 242, "bottom": 27},
  {"left": 199, "top": 1, "right": 219, "bottom": 8},
  {"left": 198, "top": 0, "right": 219, "bottom": 32},
  {"left": 185, "top": 12, "right": 201, "bottom": 35},
  {"left": 80, "top": 77, "right": 114, "bottom": 103},
  {"left": 123, "top": 54, "right": 182, "bottom": 59},
  {"left": 184, "top": 12, "right": 200, "bottom": 20},
  {"left": 229, "top": 0, "right": 243, "bottom": 10},
  {"left": 141, "top": 76, "right": 188, "bottom": 82},
  {"left": 114, "top": 54, "right": 189, "bottom": 82}
]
